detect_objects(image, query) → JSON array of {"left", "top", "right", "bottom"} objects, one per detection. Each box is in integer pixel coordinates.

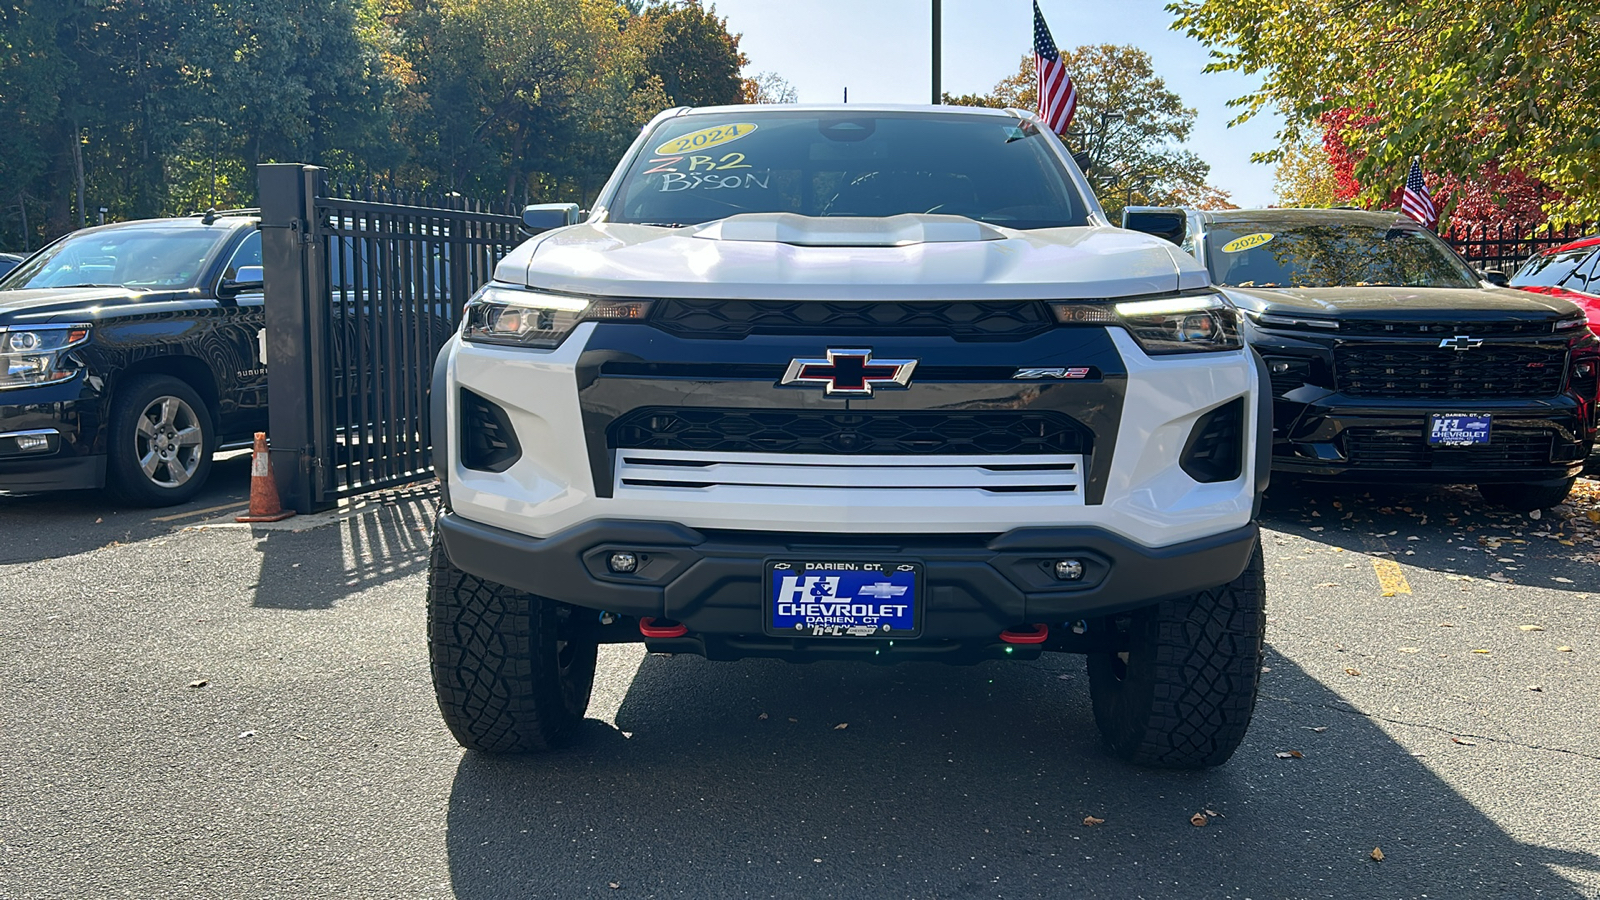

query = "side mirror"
[
  {"left": 218, "top": 265, "right": 264, "bottom": 299},
  {"left": 1480, "top": 268, "right": 1510, "bottom": 287},
  {"left": 1071, "top": 150, "right": 1094, "bottom": 173},
  {"left": 521, "top": 203, "right": 581, "bottom": 235},
  {"left": 1122, "top": 207, "right": 1187, "bottom": 245}
]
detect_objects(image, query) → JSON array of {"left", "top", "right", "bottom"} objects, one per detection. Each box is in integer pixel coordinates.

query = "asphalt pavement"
[{"left": 2, "top": 465, "right": 1598, "bottom": 899}]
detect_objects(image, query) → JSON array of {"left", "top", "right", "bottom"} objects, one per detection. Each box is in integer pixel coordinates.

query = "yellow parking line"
[
  {"left": 1373, "top": 558, "right": 1412, "bottom": 597},
  {"left": 150, "top": 501, "right": 248, "bottom": 523}
]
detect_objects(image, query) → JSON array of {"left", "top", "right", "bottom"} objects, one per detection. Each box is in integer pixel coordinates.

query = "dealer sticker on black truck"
[{"left": 766, "top": 560, "right": 921, "bottom": 638}]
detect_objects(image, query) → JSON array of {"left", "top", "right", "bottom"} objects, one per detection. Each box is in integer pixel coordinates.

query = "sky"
[{"left": 710, "top": 0, "right": 1286, "bottom": 208}]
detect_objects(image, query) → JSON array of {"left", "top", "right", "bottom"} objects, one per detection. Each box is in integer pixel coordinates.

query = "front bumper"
[
  {"left": 437, "top": 511, "right": 1260, "bottom": 658},
  {"left": 0, "top": 382, "right": 105, "bottom": 493},
  {"left": 1272, "top": 400, "right": 1590, "bottom": 483}
]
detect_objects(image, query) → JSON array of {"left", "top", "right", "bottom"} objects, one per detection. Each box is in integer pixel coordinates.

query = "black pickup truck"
[{"left": 0, "top": 212, "right": 267, "bottom": 505}]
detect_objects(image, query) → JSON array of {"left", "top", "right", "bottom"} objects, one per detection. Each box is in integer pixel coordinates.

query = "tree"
[
  {"left": 1169, "top": 0, "right": 1600, "bottom": 222},
  {"left": 637, "top": 0, "right": 745, "bottom": 108},
  {"left": 1273, "top": 136, "right": 1341, "bottom": 208},
  {"left": 743, "top": 71, "right": 797, "bottom": 104},
  {"left": 946, "top": 46, "right": 1227, "bottom": 218}
]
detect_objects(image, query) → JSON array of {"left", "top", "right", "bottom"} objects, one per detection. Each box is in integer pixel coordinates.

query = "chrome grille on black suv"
[{"left": 1334, "top": 344, "right": 1567, "bottom": 398}]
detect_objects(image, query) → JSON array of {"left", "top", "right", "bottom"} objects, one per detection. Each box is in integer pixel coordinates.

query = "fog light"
[
  {"left": 1054, "top": 559, "right": 1084, "bottom": 581},
  {"left": 14, "top": 434, "right": 50, "bottom": 452},
  {"left": 607, "top": 552, "right": 638, "bottom": 574}
]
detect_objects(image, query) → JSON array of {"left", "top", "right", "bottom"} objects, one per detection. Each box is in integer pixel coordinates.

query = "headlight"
[
  {"left": 461, "top": 284, "right": 652, "bottom": 349},
  {"left": 1049, "top": 293, "right": 1242, "bottom": 355},
  {"left": 0, "top": 324, "right": 90, "bottom": 390}
]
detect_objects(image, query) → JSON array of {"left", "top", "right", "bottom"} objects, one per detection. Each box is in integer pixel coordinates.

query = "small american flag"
[
  {"left": 1401, "top": 159, "right": 1438, "bottom": 229},
  {"left": 1033, "top": 1, "right": 1077, "bottom": 134}
]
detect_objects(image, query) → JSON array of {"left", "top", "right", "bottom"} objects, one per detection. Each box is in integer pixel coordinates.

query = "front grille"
[
  {"left": 614, "top": 450, "right": 1085, "bottom": 496},
  {"left": 1335, "top": 321, "right": 1559, "bottom": 337},
  {"left": 649, "top": 299, "right": 1055, "bottom": 341},
  {"left": 1342, "top": 428, "right": 1554, "bottom": 468},
  {"left": 609, "top": 407, "right": 1092, "bottom": 456},
  {"left": 1334, "top": 344, "right": 1567, "bottom": 398}
]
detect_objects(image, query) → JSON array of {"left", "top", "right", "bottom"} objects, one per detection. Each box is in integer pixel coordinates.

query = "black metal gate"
[{"left": 259, "top": 163, "right": 523, "bottom": 513}]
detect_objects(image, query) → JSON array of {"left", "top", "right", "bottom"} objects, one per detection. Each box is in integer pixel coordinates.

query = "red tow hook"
[
  {"left": 999, "top": 623, "right": 1049, "bottom": 645},
  {"left": 639, "top": 617, "right": 688, "bottom": 639}
]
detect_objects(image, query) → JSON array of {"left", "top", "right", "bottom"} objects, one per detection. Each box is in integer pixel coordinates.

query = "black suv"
[
  {"left": 1142, "top": 207, "right": 1598, "bottom": 510},
  {"left": 0, "top": 213, "right": 266, "bottom": 505}
]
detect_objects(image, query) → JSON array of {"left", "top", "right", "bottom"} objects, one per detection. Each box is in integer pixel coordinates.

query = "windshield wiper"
[
  {"left": 634, "top": 222, "right": 689, "bottom": 228},
  {"left": 52, "top": 283, "right": 126, "bottom": 289}
]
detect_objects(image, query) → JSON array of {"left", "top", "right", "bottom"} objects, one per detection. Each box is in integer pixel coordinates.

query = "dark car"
[
  {"left": 0, "top": 213, "right": 266, "bottom": 505},
  {"left": 1140, "top": 207, "right": 1598, "bottom": 511},
  {"left": 0, "top": 253, "right": 24, "bottom": 278},
  {"left": 1508, "top": 236, "right": 1600, "bottom": 336}
]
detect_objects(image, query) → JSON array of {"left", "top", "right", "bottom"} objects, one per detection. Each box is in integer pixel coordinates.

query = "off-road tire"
[
  {"left": 106, "top": 375, "right": 215, "bottom": 507},
  {"left": 427, "top": 530, "right": 597, "bottom": 753},
  {"left": 1478, "top": 478, "right": 1575, "bottom": 512},
  {"left": 1087, "top": 546, "right": 1266, "bottom": 769}
]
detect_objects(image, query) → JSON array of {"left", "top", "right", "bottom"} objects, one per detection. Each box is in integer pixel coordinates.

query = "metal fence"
[
  {"left": 1442, "top": 221, "right": 1598, "bottom": 273},
  {"left": 259, "top": 163, "right": 523, "bottom": 513}
]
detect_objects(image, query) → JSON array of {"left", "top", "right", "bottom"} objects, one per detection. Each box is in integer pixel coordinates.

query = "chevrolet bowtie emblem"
[
  {"left": 780, "top": 348, "right": 918, "bottom": 396},
  {"left": 1439, "top": 335, "right": 1484, "bottom": 351}
]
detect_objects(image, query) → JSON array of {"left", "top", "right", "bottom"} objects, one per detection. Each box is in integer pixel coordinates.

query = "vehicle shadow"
[
  {"left": 0, "top": 452, "right": 251, "bottom": 566},
  {"left": 443, "top": 650, "right": 1600, "bottom": 899},
  {"left": 1259, "top": 476, "right": 1600, "bottom": 593},
  {"left": 249, "top": 485, "right": 436, "bottom": 610}
]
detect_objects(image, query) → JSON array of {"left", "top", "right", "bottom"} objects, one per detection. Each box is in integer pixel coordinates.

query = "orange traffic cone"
[{"left": 236, "top": 432, "right": 296, "bottom": 522}]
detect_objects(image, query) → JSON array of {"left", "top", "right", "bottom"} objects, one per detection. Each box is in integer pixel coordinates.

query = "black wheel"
[
  {"left": 106, "top": 375, "right": 215, "bottom": 507},
  {"left": 1478, "top": 479, "right": 1575, "bottom": 512},
  {"left": 427, "top": 528, "right": 597, "bottom": 752},
  {"left": 1087, "top": 547, "right": 1267, "bottom": 769}
]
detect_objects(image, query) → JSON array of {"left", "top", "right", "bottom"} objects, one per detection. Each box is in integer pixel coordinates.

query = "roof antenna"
[
  {"left": 201, "top": 207, "right": 217, "bottom": 225},
  {"left": 843, "top": 87, "right": 848, "bottom": 104}
]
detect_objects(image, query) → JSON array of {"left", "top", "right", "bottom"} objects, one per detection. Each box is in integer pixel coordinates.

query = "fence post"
[{"left": 259, "top": 163, "right": 330, "bottom": 514}]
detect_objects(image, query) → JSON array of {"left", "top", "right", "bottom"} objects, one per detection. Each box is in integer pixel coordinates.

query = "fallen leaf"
[
  {"left": 609, "top": 882, "right": 620, "bottom": 890},
  {"left": 1439, "top": 622, "right": 1455, "bottom": 627},
  {"left": 1553, "top": 577, "right": 1574, "bottom": 584},
  {"left": 1529, "top": 685, "right": 1543, "bottom": 692},
  {"left": 1305, "top": 726, "right": 1329, "bottom": 733},
  {"left": 238, "top": 730, "right": 256, "bottom": 739},
  {"left": 1472, "top": 649, "right": 1492, "bottom": 654},
  {"left": 758, "top": 712, "right": 768, "bottom": 720},
  {"left": 1275, "top": 750, "right": 1304, "bottom": 759},
  {"left": 1518, "top": 625, "right": 1545, "bottom": 632},
  {"left": 1406, "top": 535, "right": 1420, "bottom": 541},
  {"left": 833, "top": 722, "right": 848, "bottom": 730},
  {"left": 1587, "top": 510, "right": 1599, "bottom": 523},
  {"left": 1082, "top": 815, "right": 1105, "bottom": 826},
  {"left": 1398, "top": 647, "right": 1420, "bottom": 653},
  {"left": 1557, "top": 646, "right": 1573, "bottom": 652},
  {"left": 1310, "top": 526, "right": 1325, "bottom": 532},
  {"left": 187, "top": 679, "right": 208, "bottom": 689},
  {"left": 788, "top": 717, "right": 798, "bottom": 723},
  {"left": 1205, "top": 808, "right": 1221, "bottom": 818},
  {"left": 1371, "top": 847, "right": 1385, "bottom": 862},
  {"left": 1316, "top": 581, "right": 1339, "bottom": 588},
  {"left": 1190, "top": 813, "right": 1209, "bottom": 827},
  {"left": 1451, "top": 736, "right": 1477, "bottom": 746},
  {"left": 1345, "top": 667, "right": 1362, "bottom": 676},
  {"left": 1529, "top": 509, "right": 1542, "bottom": 520}
]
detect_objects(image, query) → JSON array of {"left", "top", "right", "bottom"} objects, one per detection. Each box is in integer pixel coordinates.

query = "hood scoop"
[{"left": 688, "top": 213, "right": 1007, "bottom": 247}]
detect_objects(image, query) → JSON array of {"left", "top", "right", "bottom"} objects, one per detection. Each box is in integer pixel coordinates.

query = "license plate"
[
  {"left": 1429, "top": 413, "right": 1492, "bottom": 446},
  {"left": 765, "top": 560, "right": 921, "bottom": 638}
]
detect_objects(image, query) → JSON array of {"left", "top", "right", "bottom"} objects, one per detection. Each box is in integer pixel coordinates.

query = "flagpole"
[{"left": 932, "top": 0, "right": 942, "bottom": 104}]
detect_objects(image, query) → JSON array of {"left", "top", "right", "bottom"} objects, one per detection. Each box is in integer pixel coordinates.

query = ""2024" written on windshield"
[{"left": 644, "top": 153, "right": 772, "bottom": 191}]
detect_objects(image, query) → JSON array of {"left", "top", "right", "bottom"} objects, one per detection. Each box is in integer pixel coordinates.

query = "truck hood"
[
  {"left": 1223, "top": 284, "right": 1585, "bottom": 323},
  {"left": 0, "top": 287, "right": 196, "bottom": 326},
  {"left": 496, "top": 214, "right": 1208, "bottom": 301}
]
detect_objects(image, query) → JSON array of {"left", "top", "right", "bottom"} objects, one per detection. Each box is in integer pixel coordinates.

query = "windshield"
[
  {"left": 1204, "top": 222, "right": 1479, "bottom": 289},
  {"left": 609, "top": 112, "right": 1090, "bottom": 229},
  {"left": 1510, "top": 246, "right": 1595, "bottom": 289},
  {"left": 0, "top": 225, "right": 229, "bottom": 291}
]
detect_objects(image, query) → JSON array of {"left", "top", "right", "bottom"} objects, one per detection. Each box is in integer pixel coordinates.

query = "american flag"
[
  {"left": 1033, "top": 1, "right": 1077, "bottom": 134},
  {"left": 1401, "top": 159, "right": 1438, "bottom": 229}
]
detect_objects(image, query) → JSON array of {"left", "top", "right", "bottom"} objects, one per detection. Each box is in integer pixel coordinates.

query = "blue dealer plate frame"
[
  {"left": 764, "top": 560, "right": 923, "bottom": 638},
  {"left": 1429, "top": 413, "right": 1493, "bottom": 446}
]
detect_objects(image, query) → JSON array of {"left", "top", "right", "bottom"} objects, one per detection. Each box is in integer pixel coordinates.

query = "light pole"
[{"left": 931, "top": 0, "right": 942, "bottom": 104}]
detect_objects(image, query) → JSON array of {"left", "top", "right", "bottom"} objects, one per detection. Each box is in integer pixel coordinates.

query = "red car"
[{"left": 1509, "top": 236, "right": 1600, "bottom": 335}]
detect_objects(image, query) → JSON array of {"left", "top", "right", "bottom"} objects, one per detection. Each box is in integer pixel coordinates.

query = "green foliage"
[
  {"left": 1169, "top": 0, "right": 1600, "bottom": 222},
  {"left": 0, "top": 0, "right": 751, "bottom": 249},
  {"left": 946, "top": 45, "right": 1227, "bottom": 218}
]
